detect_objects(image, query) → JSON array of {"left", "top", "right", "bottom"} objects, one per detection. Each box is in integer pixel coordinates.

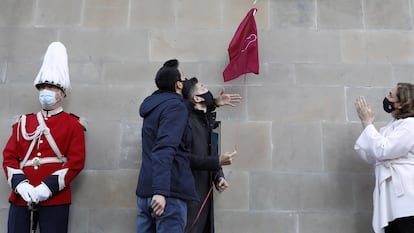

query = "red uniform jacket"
[{"left": 2, "top": 110, "right": 86, "bottom": 206}]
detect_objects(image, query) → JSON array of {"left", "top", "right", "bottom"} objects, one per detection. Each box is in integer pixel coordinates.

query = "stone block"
[
  {"left": 353, "top": 174, "right": 375, "bottom": 211},
  {"left": 68, "top": 207, "right": 89, "bottom": 233},
  {"left": 214, "top": 171, "right": 248, "bottom": 210},
  {"left": 0, "top": 208, "right": 8, "bottom": 233},
  {"left": 323, "top": 122, "right": 374, "bottom": 173},
  {"left": 0, "top": 0, "right": 34, "bottom": 26},
  {"left": 272, "top": 122, "right": 323, "bottom": 172},
  {"left": 295, "top": 63, "right": 393, "bottom": 87},
  {"left": 0, "top": 178, "right": 10, "bottom": 208},
  {"left": 83, "top": 0, "right": 128, "bottom": 28},
  {"left": 365, "top": 0, "right": 411, "bottom": 29},
  {"left": 180, "top": 61, "right": 202, "bottom": 81},
  {"left": 301, "top": 173, "right": 354, "bottom": 210},
  {"left": 196, "top": 61, "right": 223, "bottom": 84},
  {"left": 0, "top": 28, "right": 57, "bottom": 62},
  {"left": 6, "top": 84, "right": 40, "bottom": 115},
  {"left": 86, "top": 0, "right": 126, "bottom": 6},
  {"left": 222, "top": 0, "right": 269, "bottom": 29},
  {"left": 247, "top": 86, "right": 345, "bottom": 122},
  {"left": 0, "top": 86, "right": 10, "bottom": 115},
  {"left": 88, "top": 208, "right": 136, "bottom": 233},
  {"left": 71, "top": 170, "right": 138, "bottom": 208},
  {"left": 4, "top": 62, "right": 40, "bottom": 84},
  {"left": 82, "top": 121, "right": 121, "bottom": 170},
  {"left": 260, "top": 30, "right": 341, "bottom": 63},
  {"left": 366, "top": 31, "right": 414, "bottom": 63},
  {"left": 221, "top": 121, "right": 272, "bottom": 171},
  {"left": 64, "top": 85, "right": 151, "bottom": 121},
  {"left": 300, "top": 212, "right": 372, "bottom": 233},
  {"left": 318, "top": 0, "right": 363, "bottom": 29},
  {"left": 340, "top": 31, "right": 367, "bottom": 63},
  {"left": 102, "top": 62, "right": 159, "bottom": 86},
  {"left": 70, "top": 62, "right": 101, "bottom": 85},
  {"left": 35, "top": 0, "right": 82, "bottom": 27},
  {"left": 0, "top": 115, "right": 10, "bottom": 156},
  {"left": 270, "top": 0, "right": 316, "bottom": 29},
  {"left": 149, "top": 29, "right": 230, "bottom": 62},
  {"left": 0, "top": 61, "right": 5, "bottom": 83},
  {"left": 176, "top": 0, "right": 221, "bottom": 29},
  {"left": 215, "top": 211, "right": 297, "bottom": 233},
  {"left": 246, "top": 63, "right": 295, "bottom": 86},
  {"left": 179, "top": 60, "right": 241, "bottom": 86},
  {"left": 60, "top": 29, "right": 149, "bottom": 62},
  {"left": 130, "top": 0, "right": 175, "bottom": 29},
  {"left": 119, "top": 120, "right": 142, "bottom": 169},
  {"left": 392, "top": 64, "right": 414, "bottom": 83},
  {"left": 250, "top": 172, "right": 302, "bottom": 210}
]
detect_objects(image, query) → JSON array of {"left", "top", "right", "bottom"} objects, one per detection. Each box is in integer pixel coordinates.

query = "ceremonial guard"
[{"left": 2, "top": 42, "right": 86, "bottom": 233}]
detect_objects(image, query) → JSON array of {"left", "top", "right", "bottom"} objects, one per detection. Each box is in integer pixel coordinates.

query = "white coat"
[{"left": 355, "top": 118, "right": 414, "bottom": 233}]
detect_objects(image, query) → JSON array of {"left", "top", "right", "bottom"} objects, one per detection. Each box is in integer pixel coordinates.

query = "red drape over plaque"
[{"left": 223, "top": 8, "right": 259, "bottom": 82}]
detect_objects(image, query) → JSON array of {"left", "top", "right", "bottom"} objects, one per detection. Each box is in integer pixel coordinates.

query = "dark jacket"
[
  {"left": 186, "top": 108, "right": 224, "bottom": 233},
  {"left": 136, "top": 91, "right": 198, "bottom": 202},
  {"left": 185, "top": 101, "right": 221, "bottom": 171}
]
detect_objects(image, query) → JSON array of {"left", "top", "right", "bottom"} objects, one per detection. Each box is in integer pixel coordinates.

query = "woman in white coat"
[{"left": 355, "top": 83, "right": 414, "bottom": 233}]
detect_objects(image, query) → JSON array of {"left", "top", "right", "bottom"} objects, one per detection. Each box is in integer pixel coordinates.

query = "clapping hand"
[
  {"left": 355, "top": 96, "right": 374, "bottom": 128},
  {"left": 215, "top": 88, "right": 242, "bottom": 107}
]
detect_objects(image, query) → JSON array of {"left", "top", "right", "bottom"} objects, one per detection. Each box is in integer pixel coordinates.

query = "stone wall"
[{"left": 1, "top": 0, "right": 412, "bottom": 232}]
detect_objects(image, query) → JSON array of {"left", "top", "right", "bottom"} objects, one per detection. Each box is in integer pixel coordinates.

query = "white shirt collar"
[{"left": 41, "top": 106, "right": 63, "bottom": 118}]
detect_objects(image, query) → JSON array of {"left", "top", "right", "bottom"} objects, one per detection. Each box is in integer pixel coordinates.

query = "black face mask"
[
  {"left": 383, "top": 97, "right": 396, "bottom": 113},
  {"left": 196, "top": 91, "right": 215, "bottom": 107}
]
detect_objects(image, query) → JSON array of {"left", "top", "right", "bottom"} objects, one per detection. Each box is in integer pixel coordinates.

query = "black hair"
[
  {"left": 182, "top": 77, "right": 199, "bottom": 100},
  {"left": 155, "top": 59, "right": 181, "bottom": 92},
  {"left": 163, "top": 59, "right": 179, "bottom": 68}
]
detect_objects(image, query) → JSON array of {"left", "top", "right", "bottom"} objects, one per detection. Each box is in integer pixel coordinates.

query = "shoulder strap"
[{"left": 36, "top": 112, "right": 67, "bottom": 163}]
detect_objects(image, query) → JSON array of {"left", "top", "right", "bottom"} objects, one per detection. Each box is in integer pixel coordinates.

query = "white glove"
[
  {"left": 34, "top": 183, "right": 52, "bottom": 203},
  {"left": 15, "top": 181, "right": 39, "bottom": 204}
]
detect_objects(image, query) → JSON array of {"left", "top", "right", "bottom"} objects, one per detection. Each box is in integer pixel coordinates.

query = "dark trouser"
[
  {"left": 385, "top": 216, "right": 414, "bottom": 233},
  {"left": 186, "top": 200, "right": 212, "bottom": 233},
  {"left": 8, "top": 203, "right": 69, "bottom": 233},
  {"left": 136, "top": 197, "right": 187, "bottom": 233}
]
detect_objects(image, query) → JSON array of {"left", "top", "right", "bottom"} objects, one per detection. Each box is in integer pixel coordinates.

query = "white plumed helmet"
[{"left": 33, "top": 41, "right": 71, "bottom": 94}]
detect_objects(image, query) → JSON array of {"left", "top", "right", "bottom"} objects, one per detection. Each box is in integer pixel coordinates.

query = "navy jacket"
[{"left": 136, "top": 91, "right": 198, "bottom": 202}]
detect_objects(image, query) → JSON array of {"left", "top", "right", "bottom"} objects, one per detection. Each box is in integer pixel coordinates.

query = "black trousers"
[
  {"left": 385, "top": 216, "right": 414, "bottom": 233},
  {"left": 8, "top": 203, "right": 69, "bottom": 233}
]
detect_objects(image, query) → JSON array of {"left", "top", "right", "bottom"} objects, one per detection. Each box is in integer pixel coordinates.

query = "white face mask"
[{"left": 39, "top": 89, "right": 57, "bottom": 107}]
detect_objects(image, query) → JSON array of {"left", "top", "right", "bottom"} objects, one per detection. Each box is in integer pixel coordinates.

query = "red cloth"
[{"left": 223, "top": 8, "right": 259, "bottom": 82}]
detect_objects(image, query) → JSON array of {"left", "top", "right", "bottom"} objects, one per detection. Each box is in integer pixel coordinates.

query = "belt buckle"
[{"left": 32, "top": 157, "right": 40, "bottom": 170}]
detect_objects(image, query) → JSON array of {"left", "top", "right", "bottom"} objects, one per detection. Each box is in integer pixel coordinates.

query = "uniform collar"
[{"left": 41, "top": 106, "right": 63, "bottom": 118}]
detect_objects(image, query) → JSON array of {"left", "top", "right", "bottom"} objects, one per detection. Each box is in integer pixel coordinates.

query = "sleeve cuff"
[
  {"left": 10, "top": 174, "right": 27, "bottom": 190},
  {"left": 43, "top": 175, "right": 60, "bottom": 195}
]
